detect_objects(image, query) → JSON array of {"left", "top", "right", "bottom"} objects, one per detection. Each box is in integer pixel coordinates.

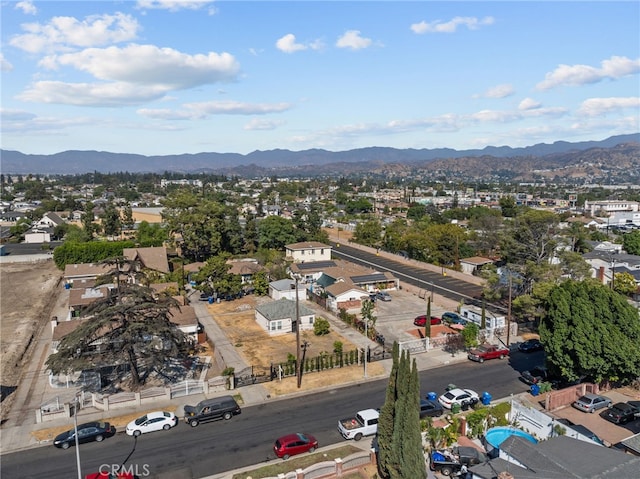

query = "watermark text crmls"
[{"left": 98, "top": 463, "right": 151, "bottom": 477}]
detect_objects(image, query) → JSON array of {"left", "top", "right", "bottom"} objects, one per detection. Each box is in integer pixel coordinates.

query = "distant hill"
[{"left": 1, "top": 133, "right": 638, "bottom": 178}]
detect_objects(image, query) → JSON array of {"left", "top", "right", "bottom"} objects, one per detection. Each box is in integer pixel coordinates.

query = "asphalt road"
[
  {"left": 1, "top": 352, "right": 542, "bottom": 479},
  {"left": 329, "top": 242, "right": 496, "bottom": 311}
]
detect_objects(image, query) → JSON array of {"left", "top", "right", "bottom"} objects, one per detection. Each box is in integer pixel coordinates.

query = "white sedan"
[
  {"left": 126, "top": 411, "right": 178, "bottom": 437},
  {"left": 438, "top": 388, "right": 479, "bottom": 409}
]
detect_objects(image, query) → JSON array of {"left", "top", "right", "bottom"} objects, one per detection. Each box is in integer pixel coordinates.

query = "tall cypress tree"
[
  {"left": 389, "top": 350, "right": 409, "bottom": 478},
  {"left": 400, "top": 359, "right": 427, "bottom": 477},
  {"left": 377, "top": 342, "right": 399, "bottom": 478}
]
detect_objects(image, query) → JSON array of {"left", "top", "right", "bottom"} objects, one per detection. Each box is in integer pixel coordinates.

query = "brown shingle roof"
[
  {"left": 64, "top": 263, "right": 114, "bottom": 280},
  {"left": 123, "top": 247, "right": 170, "bottom": 273},
  {"left": 168, "top": 305, "right": 198, "bottom": 327}
]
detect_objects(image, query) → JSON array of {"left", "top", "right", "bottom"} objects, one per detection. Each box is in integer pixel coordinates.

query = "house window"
[
  {"left": 308, "top": 317, "right": 314, "bottom": 324},
  {"left": 270, "top": 320, "right": 282, "bottom": 331}
]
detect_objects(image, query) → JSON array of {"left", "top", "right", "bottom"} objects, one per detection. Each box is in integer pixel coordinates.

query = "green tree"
[
  {"left": 135, "top": 221, "right": 167, "bottom": 247},
  {"left": 499, "top": 196, "right": 517, "bottom": 217},
  {"left": 361, "top": 298, "right": 376, "bottom": 339},
  {"left": 539, "top": 279, "right": 640, "bottom": 384},
  {"left": 313, "top": 317, "right": 331, "bottom": 336},
  {"left": 622, "top": 230, "right": 640, "bottom": 255},
  {"left": 257, "top": 216, "right": 297, "bottom": 250},
  {"left": 251, "top": 270, "right": 270, "bottom": 296},
  {"left": 461, "top": 323, "right": 479, "bottom": 349},
  {"left": 377, "top": 343, "right": 426, "bottom": 478},
  {"left": 192, "top": 255, "right": 242, "bottom": 298},
  {"left": 613, "top": 271, "right": 637, "bottom": 296},
  {"left": 45, "top": 280, "right": 192, "bottom": 390},
  {"left": 101, "top": 203, "right": 122, "bottom": 238},
  {"left": 353, "top": 218, "right": 383, "bottom": 247}
]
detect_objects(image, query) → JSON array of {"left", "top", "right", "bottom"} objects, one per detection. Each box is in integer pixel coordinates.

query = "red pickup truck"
[{"left": 467, "top": 343, "right": 509, "bottom": 363}]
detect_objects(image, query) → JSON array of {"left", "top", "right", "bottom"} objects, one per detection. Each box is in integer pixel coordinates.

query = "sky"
[{"left": 1, "top": 1, "right": 639, "bottom": 157}]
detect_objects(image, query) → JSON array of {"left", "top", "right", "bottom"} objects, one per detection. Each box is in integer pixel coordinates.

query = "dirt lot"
[
  {"left": 204, "top": 295, "right": 387, "bottom": 396},
  {"left": 0, "top": 259, "right": 63, "bottom": 420}
]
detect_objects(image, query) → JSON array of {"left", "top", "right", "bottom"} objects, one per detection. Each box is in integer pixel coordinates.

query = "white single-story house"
[
  {"left": 269, "top": 278, "right": 307, "bottom": 301},
  {"left": 324, "top": 281, "right": 370, "bottom": 313},
  {"left": 255, "top": 298, "right": 315, "bottom": 336}
]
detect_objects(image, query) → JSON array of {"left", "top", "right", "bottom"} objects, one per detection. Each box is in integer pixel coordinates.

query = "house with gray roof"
[
  {"left": 255, "top": 298, "right": 315, "bottom": 336},
  {"left": 469, "top": 435, "right": 640, "bottom": 479}
]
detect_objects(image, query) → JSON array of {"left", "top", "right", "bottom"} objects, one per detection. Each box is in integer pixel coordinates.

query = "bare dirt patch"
[
  {"left": 0, "top": 260, "right": 62, "bottom": 419},
  {"left": 205, "top": 296, "right": 387, "bottom": 396}
]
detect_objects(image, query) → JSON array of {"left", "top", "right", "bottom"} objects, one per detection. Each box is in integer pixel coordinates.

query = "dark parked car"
[
  {"left": 414, "top": 315, "right": 442, "bottom": 326},
  {"left": 53, "top": 421, "right": 115, "bottom": 449},
  {"left": 420, "top": 399, "right": 444, "bottom": 418},
  {"left": 273, "top": 432, "right": 318, "bottom": 459},
  {"left": 520, "top": 366, "right": 551, "bottom": 385},
  {"left": 183, "top": 395, "right": 241, "bottom": 427},
  {"left": 600, "top": 402, "right": 640, "bottom": 424},
  {"left": 376, "top": 291, "right": 392, "bottom": 302},
  {"left": 518, "top": 339, "right": 543, "bottom": 353}
]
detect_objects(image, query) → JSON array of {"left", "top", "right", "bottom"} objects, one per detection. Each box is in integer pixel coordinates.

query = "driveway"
[{"left": 549, "top": 390, "right": 640, "bottom": 446}]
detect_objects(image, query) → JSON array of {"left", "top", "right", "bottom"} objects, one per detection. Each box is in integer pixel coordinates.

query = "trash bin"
[
  {"left": 481, "top": 392, "right": 492, "bottom": 405},
  {"left": 208, "top": 296, "right": 214, "bottom": 304},
  {"left": 427, "top": 392, "right": 437, "bottom": 401},
  {"left": 530, "top": 384, "right": 540, "bottom": 396},
  {"left": 461, "top": 400, "right": 470, "bottom": 411},
  {"left": 451, "top": 403, "right": 461, "bottom": 414}
]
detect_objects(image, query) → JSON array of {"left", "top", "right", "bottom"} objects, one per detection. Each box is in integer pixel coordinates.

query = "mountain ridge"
[{"left": 1, "top": 133, "right": 638, "bottom": 177}]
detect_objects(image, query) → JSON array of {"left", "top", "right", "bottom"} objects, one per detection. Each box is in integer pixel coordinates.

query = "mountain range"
[{"left": 1, "top": 133, "right": 639, "bottom": 182}]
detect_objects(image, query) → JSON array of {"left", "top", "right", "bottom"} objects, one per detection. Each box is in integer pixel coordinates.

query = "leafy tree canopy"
[
  {"left": 622, "top": 230, "right": 640, "bottom": 255},
  {"left": 539, "top": 279, "right": 640, "bottom": 385}
]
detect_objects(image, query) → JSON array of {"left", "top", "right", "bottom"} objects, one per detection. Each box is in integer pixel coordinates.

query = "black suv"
[
  {"left": 183, "top": 395, "right": 241, "bottom": 427},
  {"left": 600, "top": 402, "right": 640, "bottom": 425}
]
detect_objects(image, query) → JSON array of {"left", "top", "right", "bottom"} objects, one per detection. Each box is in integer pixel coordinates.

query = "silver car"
[{"left": 572, "top": 393, "right": 611, "bottom": 413}]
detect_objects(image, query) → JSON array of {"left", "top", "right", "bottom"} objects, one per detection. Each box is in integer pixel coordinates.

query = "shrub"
[{"left": 313, "top": 317, "right": 331, "bottom": 336}]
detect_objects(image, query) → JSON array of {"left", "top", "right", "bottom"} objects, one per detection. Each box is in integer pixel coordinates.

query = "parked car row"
[{"left": 600, "top": 401, "right": 640, "bottom": 424}]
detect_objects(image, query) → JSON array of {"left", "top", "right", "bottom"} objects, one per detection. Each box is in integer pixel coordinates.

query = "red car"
[
  {"left": 273, "top": 432, "right": 318, "bottom": 460},
  {"left": 413, "top": 315, "right": 442, "bottom": 326}
]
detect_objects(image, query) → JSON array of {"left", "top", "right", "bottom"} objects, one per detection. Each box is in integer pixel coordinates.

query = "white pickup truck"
[{"left": 337, "top": 408, "right": 379, "bottom": 441}]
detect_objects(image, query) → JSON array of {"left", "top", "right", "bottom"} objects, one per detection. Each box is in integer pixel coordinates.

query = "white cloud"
[
  {"left": 39, "top": 44, "right": 240, "bottom": 89},
  {"left": 519, "top": 98, "right": 541, "bottom": 110},
  {"left": 477, "top": 84, "right": 514, "bottom": 99},
  {"left": 15, "top": 0, "right": 37, "bottom": 15},
  {"left": 136, "top": 0, "right": 216, "bottom": 13},
  {"left": 244, "top": 118, "right": 286, "bottom": 131},
  {"left": 276, "top": 34, "right": 307, "bottom": 53},
  {"left": 138, "top": 100, "right": 292, "bottom": 120},
  {"left": 0, "top": 53, "right": 13, "bottom": 72},
  {"left": 336, "top": 30, "right": 373, "bottom": 50},
  {"left": 10, "top": 13, "right": 140, "bottom": 53},
  {"left": 577, "top": 97, "right": 640, "bottom": 116},
  {"left": 537, "top": 55, "right": 640, "bottom": 90},
  {"left": 410, "top": 16, "right": 495, "bottom": 34},
  {"left": 17, "top": 81, "right": 170, "bottom": 106}
]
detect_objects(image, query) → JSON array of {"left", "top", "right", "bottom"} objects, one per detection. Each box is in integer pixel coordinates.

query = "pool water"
[{"left": 484, "top": 426, "right": 538, "bottom": 449}]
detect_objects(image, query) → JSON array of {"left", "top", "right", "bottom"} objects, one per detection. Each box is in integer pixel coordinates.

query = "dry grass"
[{"left": 205, "top": 295, "right": 388, "bottom": 397}]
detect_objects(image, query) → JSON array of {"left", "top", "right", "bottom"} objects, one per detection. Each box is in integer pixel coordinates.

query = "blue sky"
[{"left": 1, "top": 1, "right": 639, "bottom": 156}]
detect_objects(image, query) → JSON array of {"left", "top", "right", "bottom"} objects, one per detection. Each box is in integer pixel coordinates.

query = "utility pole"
[{"left": 295, "top": 276, "right": 302, "bottom": 388}]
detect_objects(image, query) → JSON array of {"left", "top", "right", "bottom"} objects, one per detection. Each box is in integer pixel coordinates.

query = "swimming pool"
[{"left": 484, "top": 426, "right": 538, "bottom": 449}]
